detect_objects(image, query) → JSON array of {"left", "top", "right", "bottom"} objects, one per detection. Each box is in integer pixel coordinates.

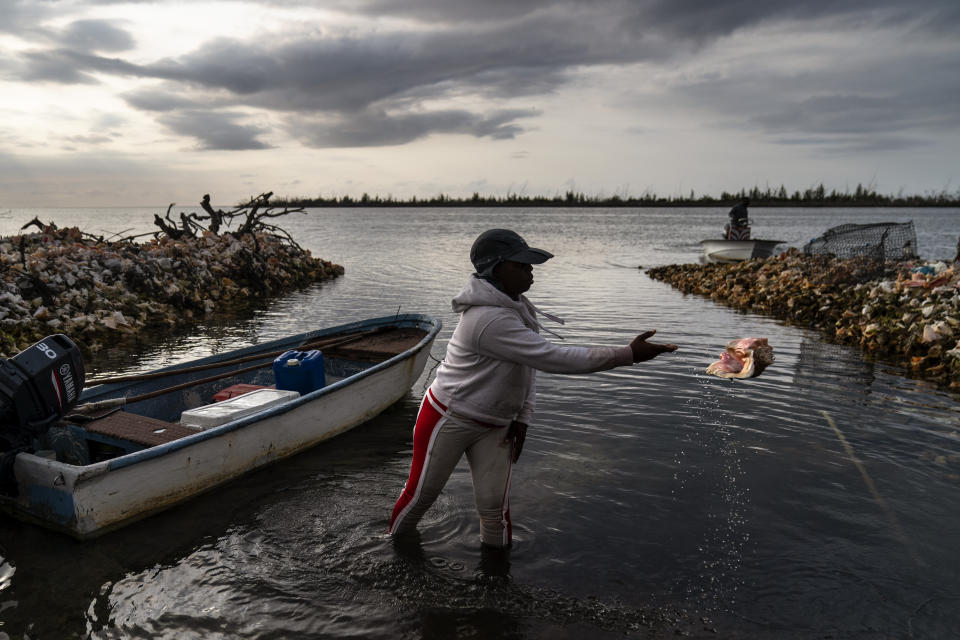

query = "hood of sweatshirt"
[{"left": 451, "top": 275, "right": 564, "bottom": 338}]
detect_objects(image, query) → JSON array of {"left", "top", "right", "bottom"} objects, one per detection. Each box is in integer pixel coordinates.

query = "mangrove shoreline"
[{"left": 274, "top": 184, "right": 960, "bottom": 208}]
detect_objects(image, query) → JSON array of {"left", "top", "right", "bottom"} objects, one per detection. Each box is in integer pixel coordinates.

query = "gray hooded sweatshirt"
[{"left": 429, "top": 276, "right": 634, "bottom": 426}]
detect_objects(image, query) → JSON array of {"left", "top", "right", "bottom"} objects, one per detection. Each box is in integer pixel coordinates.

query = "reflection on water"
[
  {"left": 0, "top": 555, "right": 13, "bottom": 592},
  {"left": 1, "top": 207, "right": 959, "bottom": 638},
  {"left": 794, "top": 337, "right": 877, "bottom": 394}
]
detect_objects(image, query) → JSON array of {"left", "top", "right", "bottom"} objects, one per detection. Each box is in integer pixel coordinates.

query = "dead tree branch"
[{"left": 138, "top": 191, "right": 306, "bottom": 250}]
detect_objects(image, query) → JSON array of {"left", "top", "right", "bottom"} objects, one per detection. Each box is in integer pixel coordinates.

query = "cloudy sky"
[{"left": 1, "top": 0, "right": 958, "bottom": 207}]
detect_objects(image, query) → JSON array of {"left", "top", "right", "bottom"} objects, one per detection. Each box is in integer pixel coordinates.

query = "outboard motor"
[{"left": 0, "top": 334, "right": 85, "bottom": 450}]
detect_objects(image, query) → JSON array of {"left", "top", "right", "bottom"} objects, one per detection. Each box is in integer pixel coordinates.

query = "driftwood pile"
[
  {"left": 0, "top": 193, "right": 343, "bottom": 357},
  {"left": 147, "top": 191, "right": 305, "bottom": 249}
]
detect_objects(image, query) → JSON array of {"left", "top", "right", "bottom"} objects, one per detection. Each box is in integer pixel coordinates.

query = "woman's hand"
[
  {"left": 630, "top": 330, "right": 678, "bottom": 362},
  {"left": 503, "top": 421, "right": 528, "bottom": 463}
]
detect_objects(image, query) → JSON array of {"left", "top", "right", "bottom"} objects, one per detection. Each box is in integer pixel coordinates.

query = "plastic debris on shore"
[{"left": 706, "top": 338, "right": 775, "bottom": 379}]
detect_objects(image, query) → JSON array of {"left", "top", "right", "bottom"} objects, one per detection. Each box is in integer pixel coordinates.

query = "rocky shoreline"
[
  {"left": 647, "top": 249, "right": 960, "bottom": 392},
  {"left": 0, "top": 223, "right": 343, "bottom": 358}
]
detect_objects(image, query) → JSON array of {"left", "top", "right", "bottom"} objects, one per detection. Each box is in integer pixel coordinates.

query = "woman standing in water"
[{"left": 389, "top": 228, "right": 677, "bottom": 549}]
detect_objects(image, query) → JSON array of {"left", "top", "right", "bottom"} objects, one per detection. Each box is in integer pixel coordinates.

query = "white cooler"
[{"left": 180, "top": 388, "right": 300, "bottom": 430}]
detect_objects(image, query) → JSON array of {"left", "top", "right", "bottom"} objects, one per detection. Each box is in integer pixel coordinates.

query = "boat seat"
[
  {"left": 324, "top": 327, "right": 427, "bottom": 362},
  {"left": 83, "top": 410, "right": 196, "bottom": 447}
]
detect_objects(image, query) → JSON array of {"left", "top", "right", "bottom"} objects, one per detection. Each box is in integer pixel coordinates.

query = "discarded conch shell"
[
  {"left": 706, "top": 337, "right": 775, "bottom": 379},
  {"left": 922, "top": 321, "right": 953, "bottom": 344}
]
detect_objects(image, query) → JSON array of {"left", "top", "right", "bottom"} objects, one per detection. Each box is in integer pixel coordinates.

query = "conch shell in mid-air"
[{"left": 706, "top": 338, "right": 775, "bottom": 379}]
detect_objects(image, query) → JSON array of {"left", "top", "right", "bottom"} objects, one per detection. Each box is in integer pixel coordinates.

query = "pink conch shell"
[{"left": 705, "top": 337, "right": 775, "bottom": 379}]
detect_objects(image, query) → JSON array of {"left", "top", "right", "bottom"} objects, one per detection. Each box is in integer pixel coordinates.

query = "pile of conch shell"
[
  {"left": 706, "top": 337, "right": 774, "bottom": 379},
  {"left": 0, "top": 223, "right": 344, "bottom": 357},
  {"left": 648, "top": 248, "right": 960, "bottom": 392}
]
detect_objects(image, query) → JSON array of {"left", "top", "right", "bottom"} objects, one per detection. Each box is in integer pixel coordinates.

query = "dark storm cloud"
[
  {"left": 18, "top": 50, "right": 102, "bottom": 84},
  {"left": 131, "top": 15, "right": 622, "bottom": 112},
  {"left": 624, "top": 0, "right": 911, "bottom": 40},
  {"left": 104, "top": 19, "right": 598, "bottom": 145},
  {"left": 670, "top": 46, "right": 960, "bottom": 152},
  {"left": 14, "top": 46, "right": 150, "bottom": 84},
  {"left": 345, "top": 0, "right": 960, "bottom": 36},
  {"left": 772, "top": 135, "right": 927, "bottom": 154},
  {"left": 123, "top": 88, "right": 206, "bottom": 112},
  {"left": 1, "top": 3, "right": 135, "bottom": 77},
  {"left": 294, "top": 107, "right": 540, "bottom": 147},
  {"left": 915, "top": 4, "right": 960, "bottom": 34},
  {"left": 9, "top": 0, "right": 959, "bottom": 150},
  {"left": 156, "top": 111, "right": 270, "bottom": 150},
  {"left": 0, "top": 0, "right": 55, "bottom": 34},
  {"left": 333, "top": 0, "right": 561, "bottom": 22},
  {"left": 61, "top": 19, "right": 136, "bottom": 53},
  {"left": 753, "top": 91, "right": 960, "bottom": 139},
  {"left": 64, "top": 133, "right": 115, "bottom": 145}
]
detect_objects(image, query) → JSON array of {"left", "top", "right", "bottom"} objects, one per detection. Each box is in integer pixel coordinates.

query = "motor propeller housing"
[{"left": 0, "top": 334, "right": 85, "bottom": 449}]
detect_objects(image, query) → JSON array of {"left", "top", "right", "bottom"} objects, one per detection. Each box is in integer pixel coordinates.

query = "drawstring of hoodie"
[
  {"left": 521, "top": 298, "right": 565, "bottom": 340},
  {"left": 468, "top": 274, "right": 566, "bottom": 339}
]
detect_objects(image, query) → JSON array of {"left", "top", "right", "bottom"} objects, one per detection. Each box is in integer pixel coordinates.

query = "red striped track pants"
[{"left": 389, "top": 388, "right": 513, "bottom": 548}]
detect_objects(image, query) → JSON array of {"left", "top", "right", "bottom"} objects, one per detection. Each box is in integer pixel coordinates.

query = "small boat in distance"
[
  {"left": 1, "top": 313, "right": 440, "bottom": 538},
  {"left": 701, "top": 215, "right": 784, "bottom": 263},
  {"left": 699, "top": 238, "right": 785, "bottom": 263}
]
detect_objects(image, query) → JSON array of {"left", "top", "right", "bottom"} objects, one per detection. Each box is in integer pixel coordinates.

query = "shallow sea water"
[{"left": 0, "top": 206, "right": 959, "bottom": 639}]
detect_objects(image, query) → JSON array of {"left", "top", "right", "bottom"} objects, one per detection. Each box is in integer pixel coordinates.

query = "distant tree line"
[{"left": 271, "top": 183, "right": 960, "bottom": 208}]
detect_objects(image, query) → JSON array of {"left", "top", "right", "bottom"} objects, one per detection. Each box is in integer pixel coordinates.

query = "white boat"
[
  {"left": 699, "top": 239, "right": 785, "bottom": 263},
  {"left": 0, "top": 313, "right": 440, "bottom": 538}
]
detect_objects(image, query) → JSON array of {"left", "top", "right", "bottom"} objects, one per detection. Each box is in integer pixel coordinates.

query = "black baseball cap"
[{"left": 470, "top": 229, "right": 553, "bottom": 276}]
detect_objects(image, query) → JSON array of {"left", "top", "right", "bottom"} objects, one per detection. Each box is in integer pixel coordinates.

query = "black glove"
[{"left": 504, "top": 421, "right": 528, "bottom": 463}]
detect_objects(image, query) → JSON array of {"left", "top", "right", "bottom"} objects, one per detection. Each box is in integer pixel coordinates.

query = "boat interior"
[{"left": 38, "top": 327, "right": 429, "bottom": 466}]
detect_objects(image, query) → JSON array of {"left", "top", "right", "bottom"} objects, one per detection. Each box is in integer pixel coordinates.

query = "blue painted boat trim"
[
  {"left": 30, "top": 485, "right": 76, "bottom": 521},
  {"left": 100, "top": 313, "right": 441, "bottom": 472}
]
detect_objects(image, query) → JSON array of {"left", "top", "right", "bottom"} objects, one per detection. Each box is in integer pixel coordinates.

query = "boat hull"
[
  {"left": 3, "top": 314, "right": 440, "bottom": 538},
  {"left": 699, "top": 239, "right": 784, "bottom": 263}
]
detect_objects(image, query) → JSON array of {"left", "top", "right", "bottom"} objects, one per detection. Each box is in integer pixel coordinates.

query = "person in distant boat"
[
  {"left": 389, "top": 228, "right": 678, "bottom": 550},
  {"left": 726, "top": 197, "right": 751, "bottom": 240}
]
